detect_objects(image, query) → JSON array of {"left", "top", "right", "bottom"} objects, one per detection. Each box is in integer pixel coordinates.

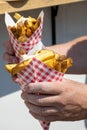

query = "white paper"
[
  {"left": 5, "top": 12, "right": 15, "bottom": 26},
  {"left": 20, "top": 41, "right": 46, "bottom": 61}
]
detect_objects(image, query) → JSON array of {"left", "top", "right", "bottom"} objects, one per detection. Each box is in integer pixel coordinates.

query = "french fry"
[
  {"left": 12, "top": 59, "right": 32, "bottom": 75},
  {"left": 26, "top": 28, "right": 32, "bottom": 37},
  {"left": 33, "top": 20, "right": 40, "bottom": 31},
  {"left": 44, "top": 58, "right": 58, "bottom": 69},
  {"left": 5, "top": 58, "right": 32, "bottom": 76},
  {"left": 35, "top": 49, "right": 55, "bottom": 61},
  {"left": 13, "top": 13, "right": 22, "bottom": 20},
  {"left": 18, "top": 48, "right": 26, "bottom": 55},
  {"left": 18, "top": 35, "right": 28, "bottom": 43},
  {"left": 28, "top": 16, "right": 37, "bottom": 23},
  {"left": 24, "top": 20, "right": 33, "bottom": 28},
  {"left": 5, "top": 64, "right": 17, "bottom": 74}
]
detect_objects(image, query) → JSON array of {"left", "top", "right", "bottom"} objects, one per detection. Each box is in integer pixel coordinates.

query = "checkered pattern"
[
  {"left": 39, "top": 121, "right": 50, "bottom": 130},
  {"left": 18, "top": 57, "right": 64, "bottom": 89},
  {"left": 18, "top": 57, "right": 64, "bottom": 130},
  {"left": 7, "top": 11, "right": 44, "bottom": 60}
]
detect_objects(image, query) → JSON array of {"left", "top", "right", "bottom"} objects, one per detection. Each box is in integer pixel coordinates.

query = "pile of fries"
[
  {"left": 8, "top": 13, "right": 40, "bottom": 43},
  {"left": 5, "top": 49, "right": 73, "bottom": 75}
]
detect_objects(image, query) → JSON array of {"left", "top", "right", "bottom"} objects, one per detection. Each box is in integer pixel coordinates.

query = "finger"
[
  {"left": 25, "top": 101, "right": 58, "bottom": 116},
  {"left": 21, "top": 92, "right": 60, "bottom": 106},
  {"left": 29, "top": 111, "right": 62, "bottom": 122},
  {"left": 24, "top": 81, "right": 62, "bottom": 95},
  {"left": 11, "top": 75, "right": 19, "bottom": 84},
  {"left": 21, "top": 92, "right": 55, "bottom": 106},
  {"left": 3, "top": 52, "right": 19, "bottom": 63},
  {"left": 4, "top": 40, "right": 14, "bottom": 55}
]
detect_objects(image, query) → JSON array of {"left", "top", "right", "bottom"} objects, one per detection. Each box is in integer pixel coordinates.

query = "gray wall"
[{"left": 0, "top": 1, "right": 87, "bottom": 130}]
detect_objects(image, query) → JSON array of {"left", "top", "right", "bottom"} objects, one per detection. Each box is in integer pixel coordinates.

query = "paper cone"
[
  {"left": 5, "top": 11, "right": 44, "bottom": 60},
  {"left": 18, "top": 57, "right": 64, "bottom": 89},
  {"left": 17, "top": 57, "right": 64, "bottom": 130}
]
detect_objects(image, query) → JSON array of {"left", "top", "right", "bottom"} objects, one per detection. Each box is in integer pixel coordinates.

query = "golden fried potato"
[
  {"left": 44, "top": 58, "right": 58, "bottom": 69},
  {"left": 5, "top": 49, "right": 73, "bottom": 75},
  {"left": 5, "top": 64, "right": 17, "bottom": 74},
  {"left": 13, "top": 13, "right": 22, "bottom": 20},
  {"left": 18, "top": 35, "right": 28, "bottom": 43},
  {"left": 33, "top": 20, "right": 40, "bottom": 31},
  {"left": 28, "top": 16, "right": 37, "bottom": 23}
]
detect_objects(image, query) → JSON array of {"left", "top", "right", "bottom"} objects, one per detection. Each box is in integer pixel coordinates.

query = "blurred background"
[{"left": 0, "top": 1, "right": 87, "bottom": 130}]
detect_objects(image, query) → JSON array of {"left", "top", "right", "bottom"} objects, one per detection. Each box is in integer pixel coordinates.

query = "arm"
[
  {"left": 3, "top": 36, "right": 87, "bottom": 74},
  {"left": 47, "top": 36, "right": 87, "bottom": 74}
]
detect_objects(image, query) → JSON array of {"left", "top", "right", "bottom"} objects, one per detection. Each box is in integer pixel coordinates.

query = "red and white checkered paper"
[
  {"left": 18, "top": 57, "right": 64, "bottom": 89},
  {"left": 5, "top": 11, "right": 44, "bottom": 60},
  {"left": 5, "top": 11, "right": 64, "bottom": 130},
  {"left": 17, "top": 57, "right": 64, "bottom": 130}
]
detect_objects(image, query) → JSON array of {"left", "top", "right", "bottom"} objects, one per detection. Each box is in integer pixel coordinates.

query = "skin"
[
  {"left": 3, "top": 36, "right": 87, "bottom": 122},
  {"left": 21, "top": 79, "right": 87, "bottom": 122}
]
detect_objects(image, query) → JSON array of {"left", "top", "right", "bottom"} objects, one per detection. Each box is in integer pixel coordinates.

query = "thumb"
[{"left": 24, "top": 81, "right": 62, "bottom": 95}]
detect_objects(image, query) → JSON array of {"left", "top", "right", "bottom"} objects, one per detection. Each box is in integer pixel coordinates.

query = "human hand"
[
  {"left": 21, "top": 78, "right": 87, "bottom": 122},
  {"left": 3, "top": 40, "right": 19, "bottom": 83}
]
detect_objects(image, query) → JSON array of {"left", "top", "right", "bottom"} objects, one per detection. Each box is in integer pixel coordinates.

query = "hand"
[
  {"left": 3, "top": 40, "right": 19, "bottom": 83},
  {"left": 21, "top": 78, "right": 87, "bottom": 122}
]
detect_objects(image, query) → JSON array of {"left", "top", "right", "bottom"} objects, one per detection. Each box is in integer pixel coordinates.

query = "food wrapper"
[
  {"left": 18, "top": 56, "right": 64, "bottom": 88},
  {"left": 5, "top": 11, "right": 64, "bottom": 130},
  {"left": 17, "top": 56, "right": 64, "bottom": 130},
  {"left": 19, "top": 57, "right": 64, "bottom": 130},
  {"left": 5, "top": 11, "right": 44, "bottom": 60}
]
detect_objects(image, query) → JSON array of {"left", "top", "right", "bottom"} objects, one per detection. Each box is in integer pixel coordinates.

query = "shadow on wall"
[
  {"left": 65, "top": 38, "right": 87, "bottom": 129},
  {"left": 0, "top": 14, "right": 20, "bottom": 98},
  {"left": 84, "top": 75, "right": 87, "bottom": 129},
  {"left": 0, "top": 74, "right": 20, "bottom": 98},
  {"left": 0, "top": 70, "right": 20, "bottom": 98},
  {"left": 85, "top": 120, "right": 87, "bottom": 130},
  {"left": 0, "top": 53, "right": 20, "bottom": 98}
]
